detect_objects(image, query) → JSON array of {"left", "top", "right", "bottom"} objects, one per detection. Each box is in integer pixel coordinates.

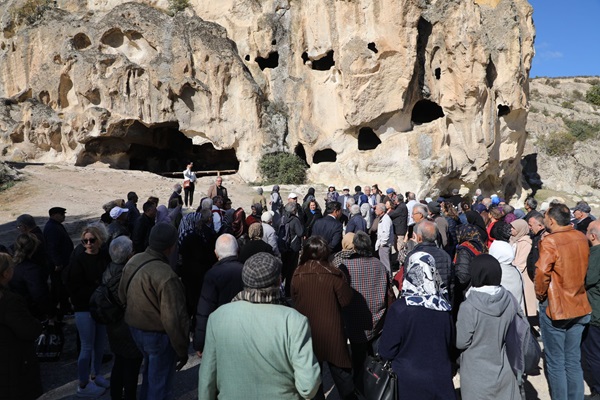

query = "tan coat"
[
  {"left": 292, "top": 260, "right": 353, "bottom": 368},
  {"left": 513, "top": 236, "right": 536, "bottom": 316}
]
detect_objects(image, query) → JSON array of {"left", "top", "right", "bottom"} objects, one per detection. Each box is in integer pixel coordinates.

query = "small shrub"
[
  {"left": 530, "top": 89, "right": 540, "bottom": 98},
  {"left": 563, "top": 118, "right": 600, "bottom": 141},
  {"left": 555, "top": 112, "right": 564, "bottom": 118},
  {"left": 586, "top": 85, "right": 600, "bottom": 106},
  {"left": 588, "top": 78, "right": 600, "bottom": 86},
  {"left": 548, "top": 93, "right": 561, "bottom": 100},
  {"left": 574, "top": 78, "right": 583, "bottom": 83},
  {"left": 258, "top": 152, "right": 307, "bottom": 184},
  {"left": 542, "top": 108, "right": 550, "bottom": 117},
  {"left": 545, "top": 79, "right": 560, "bottom": 88},
  {"left": 168, "top": 0, "right": 190, "bottom": 13},
  {"left": 538, "top": 131, "right": 575, "bottom": 156},
  {"left": 561, "top": 101, "right": 575, "bottom": 110},
  {"left": 0, "top": 162, "right": 17, "bottom": 191},
  {"left": 571, "top": 90, "right": 584, "bottom": 101},
  {"left": 529, "top": 106, "right": 539, "bottom": 113}
]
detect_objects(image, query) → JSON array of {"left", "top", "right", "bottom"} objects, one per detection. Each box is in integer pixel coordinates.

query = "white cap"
[
  {"left": 288, "top": 193, "right": 298, "bottom": 199},
  {"left": 110, "top": 206, "right": 129, "bottom": 219}
]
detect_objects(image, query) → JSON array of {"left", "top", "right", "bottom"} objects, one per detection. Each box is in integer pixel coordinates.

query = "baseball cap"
[{"left": 110, "top": 206, "right": 129, "bottom": 219}]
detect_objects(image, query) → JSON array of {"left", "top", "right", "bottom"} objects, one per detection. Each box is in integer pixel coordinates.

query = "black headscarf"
[
  {"left": 303, "top": 187, "right": 315, "bottom": 203},
  {"left": 490, "top": 221, "right": 512, "bottom": 242},
  {"left": 465, "top": 210, "right": 488, "bottom": 242},
  {"left": 470, "top": 254, "right": 502, "bottom": 287}
]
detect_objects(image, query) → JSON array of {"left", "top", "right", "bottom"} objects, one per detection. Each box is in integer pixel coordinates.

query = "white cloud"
[{"left": 538, "top": 50, "right": 563, "bottom": 59}]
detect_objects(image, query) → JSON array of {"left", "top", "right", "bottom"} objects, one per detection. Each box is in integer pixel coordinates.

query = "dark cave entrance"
[
  {"left": 76, "top": 121, "right": 239, "bottom": 174},
  {"left": 358, "top": 127, "right": 381, "bottom": 150},
  {"left": 411, "top": 99, "right": 445, "bottom": 124},
  {"left": 313, "top": 149, "right": 337, "bottom": 163},
  {"left": 294, "top": 143, "right": 309, "bottom": 166}
]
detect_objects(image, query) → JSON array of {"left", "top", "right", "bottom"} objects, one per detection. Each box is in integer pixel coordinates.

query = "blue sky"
[{"left": 529, "top": 0, "right": 600, "bottom": 78}]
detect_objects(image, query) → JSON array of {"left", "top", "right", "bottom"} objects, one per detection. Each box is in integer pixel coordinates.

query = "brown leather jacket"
[{"left": 535, "top": 225, "right": 591, "bottom": 320}]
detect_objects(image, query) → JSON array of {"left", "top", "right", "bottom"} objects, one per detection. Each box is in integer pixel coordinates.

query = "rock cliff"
[{"left": 0, "top": 0, "right": 534, "bottom": 197}]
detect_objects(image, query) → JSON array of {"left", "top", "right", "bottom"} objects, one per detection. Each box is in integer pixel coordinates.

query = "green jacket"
[
  {"left": 587, "top": 245, "right": 600, "bottom": 327},
  {"left": 198, "top": 301, "right": 321, "bottom": 399},
  {"left": 118, "top": 248, "right": 189, "bottom": 358}
]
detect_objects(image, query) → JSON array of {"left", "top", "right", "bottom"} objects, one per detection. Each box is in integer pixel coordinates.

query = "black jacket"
[
  {"left": 43, "top": 219, "right": 74, "bottom": 268},
  {"left": 526, "top": 228, "right": 546, "bottom": 281},
  {"left": 66, "top": 249, "right": 110, "bottom": 312},
  {"left": 239, "top": 240, "right": 274, "bottom": 263},
  {"left": 132, "top": 214, "right": 155, "bottom": 253},
  {"left": 406, "top": 242, "right": 453, "bottom": 299},
  {"left": 9, "top": 259, "right": 53, "bottom": 320},
  {"left": 388, "top": 203, "right": 408, "bottom": 236},
  {"left": 311, "top": 215, "right": 344, "bottom": 253}
]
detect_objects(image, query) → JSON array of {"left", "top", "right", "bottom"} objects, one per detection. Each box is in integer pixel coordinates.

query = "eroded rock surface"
[{"left": 0, "top": 0, "right": 534, "bottom": 196}]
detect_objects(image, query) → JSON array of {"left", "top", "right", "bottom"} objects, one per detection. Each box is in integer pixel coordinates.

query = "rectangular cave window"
[{"left": 313, "top": 148, "right": 337, "bottom": 163}]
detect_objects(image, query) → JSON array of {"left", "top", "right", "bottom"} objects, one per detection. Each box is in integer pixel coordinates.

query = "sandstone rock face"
[{"left": 0, "top": 0, "right": 534, "bottom": 197}]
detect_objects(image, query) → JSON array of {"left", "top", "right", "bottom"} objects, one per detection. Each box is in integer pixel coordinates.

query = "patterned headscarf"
[
  {"left": 457, "top": 224, "right": 487, "bottom": 253},
  {"left": 402, "top": 251, "right": 451, "bottom": 312}
]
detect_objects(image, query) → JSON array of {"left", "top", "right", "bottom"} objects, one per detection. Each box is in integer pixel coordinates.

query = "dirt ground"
[{"left": 0, "top": 163, "right": 594, "bottom": 399}]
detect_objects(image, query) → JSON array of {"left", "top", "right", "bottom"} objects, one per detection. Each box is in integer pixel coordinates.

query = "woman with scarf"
[
  {"left": 489, "top": 222, "right": 523, "bottom": 311},
  {"left": 378, "top": 251, "right": 455, "bottom": 398},
  {"left": 456, "top": 254, "right": 520, "bottom": 400},
  {"left": 303, "top": 199, "right": 323, "bottom": 237},
  {"left": 510, "top": 219, "right": 535, "bottom": 317},
  {"left": 453, "top": 224, "right": 488, "bottom": 314}
]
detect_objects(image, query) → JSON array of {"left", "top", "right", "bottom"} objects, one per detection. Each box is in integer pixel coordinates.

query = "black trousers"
[
  {"left": 184, "top": 182, "right": 195, "bottom": 207},
  {"left": 313, "top": 362, "right": 356, "bottom": 400},
  {"left": 281, "top": 251, "right": 299, "bottom": 297},
  {"left": 110, "top": 354, "right": 143, "bottom": 400}
]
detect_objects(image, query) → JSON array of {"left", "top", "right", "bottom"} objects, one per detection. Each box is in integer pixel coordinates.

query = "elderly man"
[
  {"left": 526, "top": 213, "right": 546, "bottom": 282},
  {"left": 573, "top": 201, "right": 593, "bottom": 234},
  {"left": 374, "top": 203, "right": 394, "bottom": 276},
  {"left": 119, "top": 223, "right": 189, "bottom": 400},
  {"left": 535, "top": 203, "right": 591, "bottom": 399},
  {"left": 583, "top": 221, "right": 600, "bottom": 400},
  {"left": 44, "top": 207, "right": 74, "bottom": 315},
  {"left": 168, "top": 184, "right": 184, "bottom": 207},
  {"left": 107, "top": 206, "right": 130, "bottom": 242},
  {"left": 193, "top": 234, "right": 244, "bottom": 354},
  {"left": 261, "top": 211, "right": 280, "bottom": 256},
  {"left": 198, "top": 253, "right": 321, "bottom": 399},
  {"left": 207, "top": 176, "right": 228, "bottom": 201}
]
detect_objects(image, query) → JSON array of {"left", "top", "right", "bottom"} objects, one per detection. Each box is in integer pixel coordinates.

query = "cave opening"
[
  {"left": 313, "top": 149, "right": 337, "bottom": 163},
  {"left": 294, "top": 143, "right": 309, "bottom": 166},
  {"left": 76, "top": 121, "right": 239, "bottom": 174},
  {"left": 435, "top": 67, "right": 441, "bottom": 80},
  {"left": 302, "top": 50, "right": 335, "bottom": 71},
  {"left": 415, "top": 17, "right": 433, "bottom": 93},
  {"left": 368, "top": 42, "right": 378, "bottom": 53},
  {"left": 498, "top": 104, "right": 511, "bottom": 117},
  {"left": 411, "top": 100, "right": 444, "bottom": 124},
  {"left": 486, "top": 57, "right": 497, "bottom": 88},
  {"left": 255, "top": 51, "right": 279, "bottom": 70},
  {"left": 358, "top": 127, "right": 381, "bottom": 150}
]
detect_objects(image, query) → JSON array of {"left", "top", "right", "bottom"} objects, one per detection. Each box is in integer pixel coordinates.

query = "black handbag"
[
  {"left": 362, "top": 355, "right": 398, "bottom": 400},
  {"left": 35, "top": 321, "right": 64, "bottom": 361}
]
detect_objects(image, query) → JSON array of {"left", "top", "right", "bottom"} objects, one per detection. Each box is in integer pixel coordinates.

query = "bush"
[
  {"left": 563, "top": 118, "right": 600, "bottom": 141},
  {"left": 571, "top": 90, "right": 584, "bottom": 101},
  {"left": 168, "top": 0, "right": 190, "bottom": 13},
  {"left": 588, "top": 78, "right": 600, "bottom": 86},
  {"left": 561, "top": 101, "right": 575, "bottom": 109},
  {"left": 586, "top": 85, "right": 600, "bottom": 106},
  {"left": 538, "top": 131, "right": 575, "bottom": 156},
  {"left": 545, "top": 79, "right": 560, "bottom": 88},
  {"left": 258, "top": 152, "right": 307, "bottom": 184}
]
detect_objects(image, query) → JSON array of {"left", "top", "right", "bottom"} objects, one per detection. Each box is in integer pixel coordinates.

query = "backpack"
[
  {"left": 277, "top": 216, "right": 299, "bottom": 253},
  {"left": 89, "top": 273, "right": 125, "bottom": 325}
]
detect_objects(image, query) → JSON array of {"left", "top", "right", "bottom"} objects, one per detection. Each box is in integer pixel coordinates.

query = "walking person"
[{"left": 183, "top": 162, "right": 197, "bottom": 208}]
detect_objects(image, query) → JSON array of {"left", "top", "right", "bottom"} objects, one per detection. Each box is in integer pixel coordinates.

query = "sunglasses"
[{"left": 82, "top": 238, "right": 97, "bottom": 245}]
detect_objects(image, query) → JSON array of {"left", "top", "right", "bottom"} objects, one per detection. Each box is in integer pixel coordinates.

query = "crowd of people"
[{"left": 1, "top": 172, "right": 600, "bottom": 400}]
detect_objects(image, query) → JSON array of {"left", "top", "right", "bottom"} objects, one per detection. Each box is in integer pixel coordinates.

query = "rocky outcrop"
[{"left": 0, "top": 0, "right": 535, "bottom": 197}]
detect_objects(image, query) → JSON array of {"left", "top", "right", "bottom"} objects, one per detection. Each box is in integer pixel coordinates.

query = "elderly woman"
[
  {"left": 0, "top": 253, "right": 43, "bottom": 400},
  {"left": 9, "top": 233, "right": 53, "bottom": 321},
  {"left": 346, "top": 204, "right": 367, "bottom": 234},
  {"left": 332, "top": 232, "right": 355, "bottom": 271},
  {"left": 456, "top": 254, "right": 520, "bottom": 399},
  {"left": 292, "top": 236, "right": 356, "bottom": 400},
  {"left": 511, "top": 219, "right": 535, "bottom": 316},
  {"left": 379, "top": 252, "right": 455, "bottom": 399},
  {"left": 239, "top": 223, "right": 274, "bottom": 263},
  {"left": 103, "top": 236, "right": 143, "bottom": 400},
  {"left": 66, "top": 226, "right": 111, "bottom": 397}
]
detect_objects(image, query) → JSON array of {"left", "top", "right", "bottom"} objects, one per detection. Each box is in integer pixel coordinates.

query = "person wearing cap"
[
  {"left": 199, "top": 253, "right": 321, "bottom": 399},
  {"left": 119, "top": 222, "right": 190, "bottom": 400},
  {"left": 536, "top": 203, "right": 591, "bottom": 399},
  {"left": 107, "top": 206, "right": 130, "bottom": 243},
  {"left": 287, "top": 192, "right": 305, "bottom": 221},
  {"left": 131, "top": 201, "right": 156, "bottom": 254},
  {"left": 261, "top": 211, "right": 280, "bottom": 256},
  {"left": 573, "top": 201, "right": 593, "bottom": 234},
  {"left": 193, "top": 234, "right": 244, "bottom": 354},
  {"left": 44, "top": 207, "right": 74, "bottom": 316},
  {"left": 382, "top": 188, "right": 396, "bottom": 205}
]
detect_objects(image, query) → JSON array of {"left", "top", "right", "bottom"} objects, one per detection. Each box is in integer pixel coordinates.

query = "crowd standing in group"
[{"left": 2, "top": 166, "right": 600, "bottom": 400}]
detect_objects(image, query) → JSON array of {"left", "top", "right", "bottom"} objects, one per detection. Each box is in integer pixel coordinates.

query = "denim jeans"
[
  {"left": 74, "top": 312, "right": 107, "bottom": 384},
  {"left": 130, "top": 328, "right": 177, "bottom": 400},
  {"left": 539, "top": 300, "right": 590, "bottom": 399},
  {"left": 111, "top": 354, "right": 143, "bottom": 400}
]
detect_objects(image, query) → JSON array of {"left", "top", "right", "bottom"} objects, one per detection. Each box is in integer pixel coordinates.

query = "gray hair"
[
  {"left": 346, "top": 197, "right": 356, "bottom": 207},
  {"left": 199, "top": 209, "right": 212, "bottom": 225},
  {"left": 109, "top": 236, "right": 133, "bottom": 264},
  {"left": 256, "top": 187, "right": 263, "bottom": 195},
  {"left": 353, "top": 231, "right": 372, "bottom": 256},
  {"left": 415, "top": 220, "right": 438, "bottom": 243},
  {"left": 350, "top": 204, "right": 360, "bottom": 216},
  {"left": 88, "top": 221, "right": 109, "bottom": 243},
  {"left": 284, "top": 202, "right": 297, "bottom": 215},
  {"left": 201, "top": 197, "right": 213, "bottom": 211},
  {"left": 503, "top": 204, "right": 514, "bottom": 214},
  {"left": 215, "top": 233, "right": 238, "bottom": 259},
  {"left": 413, "top": 203, "right": 429, "bottom": 217},
  {"left": 525, "top": 197, "right": 538, "bottom": 210},
  {"left": 376, "top": 203, "right": 386, "bottom": 213},
  {"left": 173, "top": 183, "right": 182, "bottom": 191}
]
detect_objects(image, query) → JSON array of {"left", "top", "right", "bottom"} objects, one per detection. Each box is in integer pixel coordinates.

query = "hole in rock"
[
  {"left": 414, "top": 17, "right": 433, "bottom": 93},
  {"left": 368, "top": 42, "right": 378, "bottom": 53},
  {"left": 101, "top": 28, "right": 125, "bottom": 48},
  {"left": 486, "top": 57, "right": 497, "bottom": 88},
  {"left": 313, "top": 149, "right": 337, "bottom": 164},
  {"left": 73, "top": 33, "right": 91, "bottom": 50},
  {"left": 435, "top": 68, "right": 441, "bottom": 80},
  {"left": 245, "top": 55, "right": 250, "bottom": 61},
  {"left": 498, "top": 105, "right": 510, "bottom": 117},
  {"left": 294, "top": 143, "right": 309, "bottom": 166},
  {"left": 301, "top": 52, "right": 310, "bottom": 64},
  {"left": 1, "top": 42, "right": 6, "bottom": 50},
  {"left": 521, "top": 153, "right": 542, "bottom": 194},
  {"left": 411, "top": 99, "right": 444, "bottom": 124},
  {"left": 77, "top": 121, "right": 239, "bottom": 174},
  {"left": 358, "top": 127, "right": 381, "bottom": 150},
  {"left": 58, "top": 74, "right": 73, "bottom": 108},
  {"left": 311, "top": 50, "right": 335, "bottom": 71},
  {"left": 271, "top": 39, "right": 277, "bottom": 45},
  {"left": 255, "top": 51, "right": 279, "bottom": 70}
]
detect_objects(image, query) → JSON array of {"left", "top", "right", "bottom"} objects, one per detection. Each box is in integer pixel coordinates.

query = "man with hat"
[
  {"left": 44, "top": 206, "right": 74, "bottom": 316},
  {"left": 339, "top": 187, "right": 352, "bottom": 215},
  {"left": 119, "top": 222, "right": 189, "bottom": 400},
  {"left": 108, "top": 206, "right": 130, "bottom": 243},
  {"left": 287, "top": 192, "right": 304, "bottom": 221},
  {"left": 573, "top": 201, "right": 593, "bottom": 234},
  {"left": 198, "top": 252, "right": 321, "bottom": 399}
]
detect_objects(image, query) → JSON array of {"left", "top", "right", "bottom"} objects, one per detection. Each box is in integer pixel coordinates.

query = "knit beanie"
[
  {"left": 242, "top": 252, "right": 282, "bottom": 289},
  {"left": 149, "top": 222, "right": 178, "bottom": 251}
]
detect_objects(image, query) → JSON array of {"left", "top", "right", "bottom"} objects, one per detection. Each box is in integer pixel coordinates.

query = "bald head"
[
  {"left": 588, "top": 220, "right": 600, "bottom": 246},
  {"left": 415, "top": 220, "right": 438, "bottom": 243}
]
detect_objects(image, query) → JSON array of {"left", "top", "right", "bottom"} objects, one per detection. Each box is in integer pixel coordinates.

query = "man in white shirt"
[{"left": 375, "top": 203, "right": 394, "bottom": 276}]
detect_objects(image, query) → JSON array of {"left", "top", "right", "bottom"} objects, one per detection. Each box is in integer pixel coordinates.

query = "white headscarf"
[{"left": 402, "top": 251, "right": 451, "bottom": 312}]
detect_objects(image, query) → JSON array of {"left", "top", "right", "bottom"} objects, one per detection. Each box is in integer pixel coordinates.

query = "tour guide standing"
[
  {"left": 183, "top": 162, "right": 197, "bottom": 208},
  {"left": 535, "top": 203, "right": 591, "bottom": 399},
  {"left": 119, "top": 223, "right": 189, "bottom": 400}
]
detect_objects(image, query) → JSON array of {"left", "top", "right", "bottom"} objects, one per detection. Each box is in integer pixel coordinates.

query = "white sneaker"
[
  {"left": 93, "top": 375, "right": 110, "bottom": 388},
  {"left": 76, "top": 381, "right": 106, "bottom": 398}
]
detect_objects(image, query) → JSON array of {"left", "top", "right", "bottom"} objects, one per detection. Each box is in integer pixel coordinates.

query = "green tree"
[
  {"left": 586, "top": 85, "right": 600, "bottom": 106},
  {"left": 258, "top": 152, "right": 307, "bottom": 184},
  {"left": 168, "top": 0, "right": 190, "bottom": 13}
]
